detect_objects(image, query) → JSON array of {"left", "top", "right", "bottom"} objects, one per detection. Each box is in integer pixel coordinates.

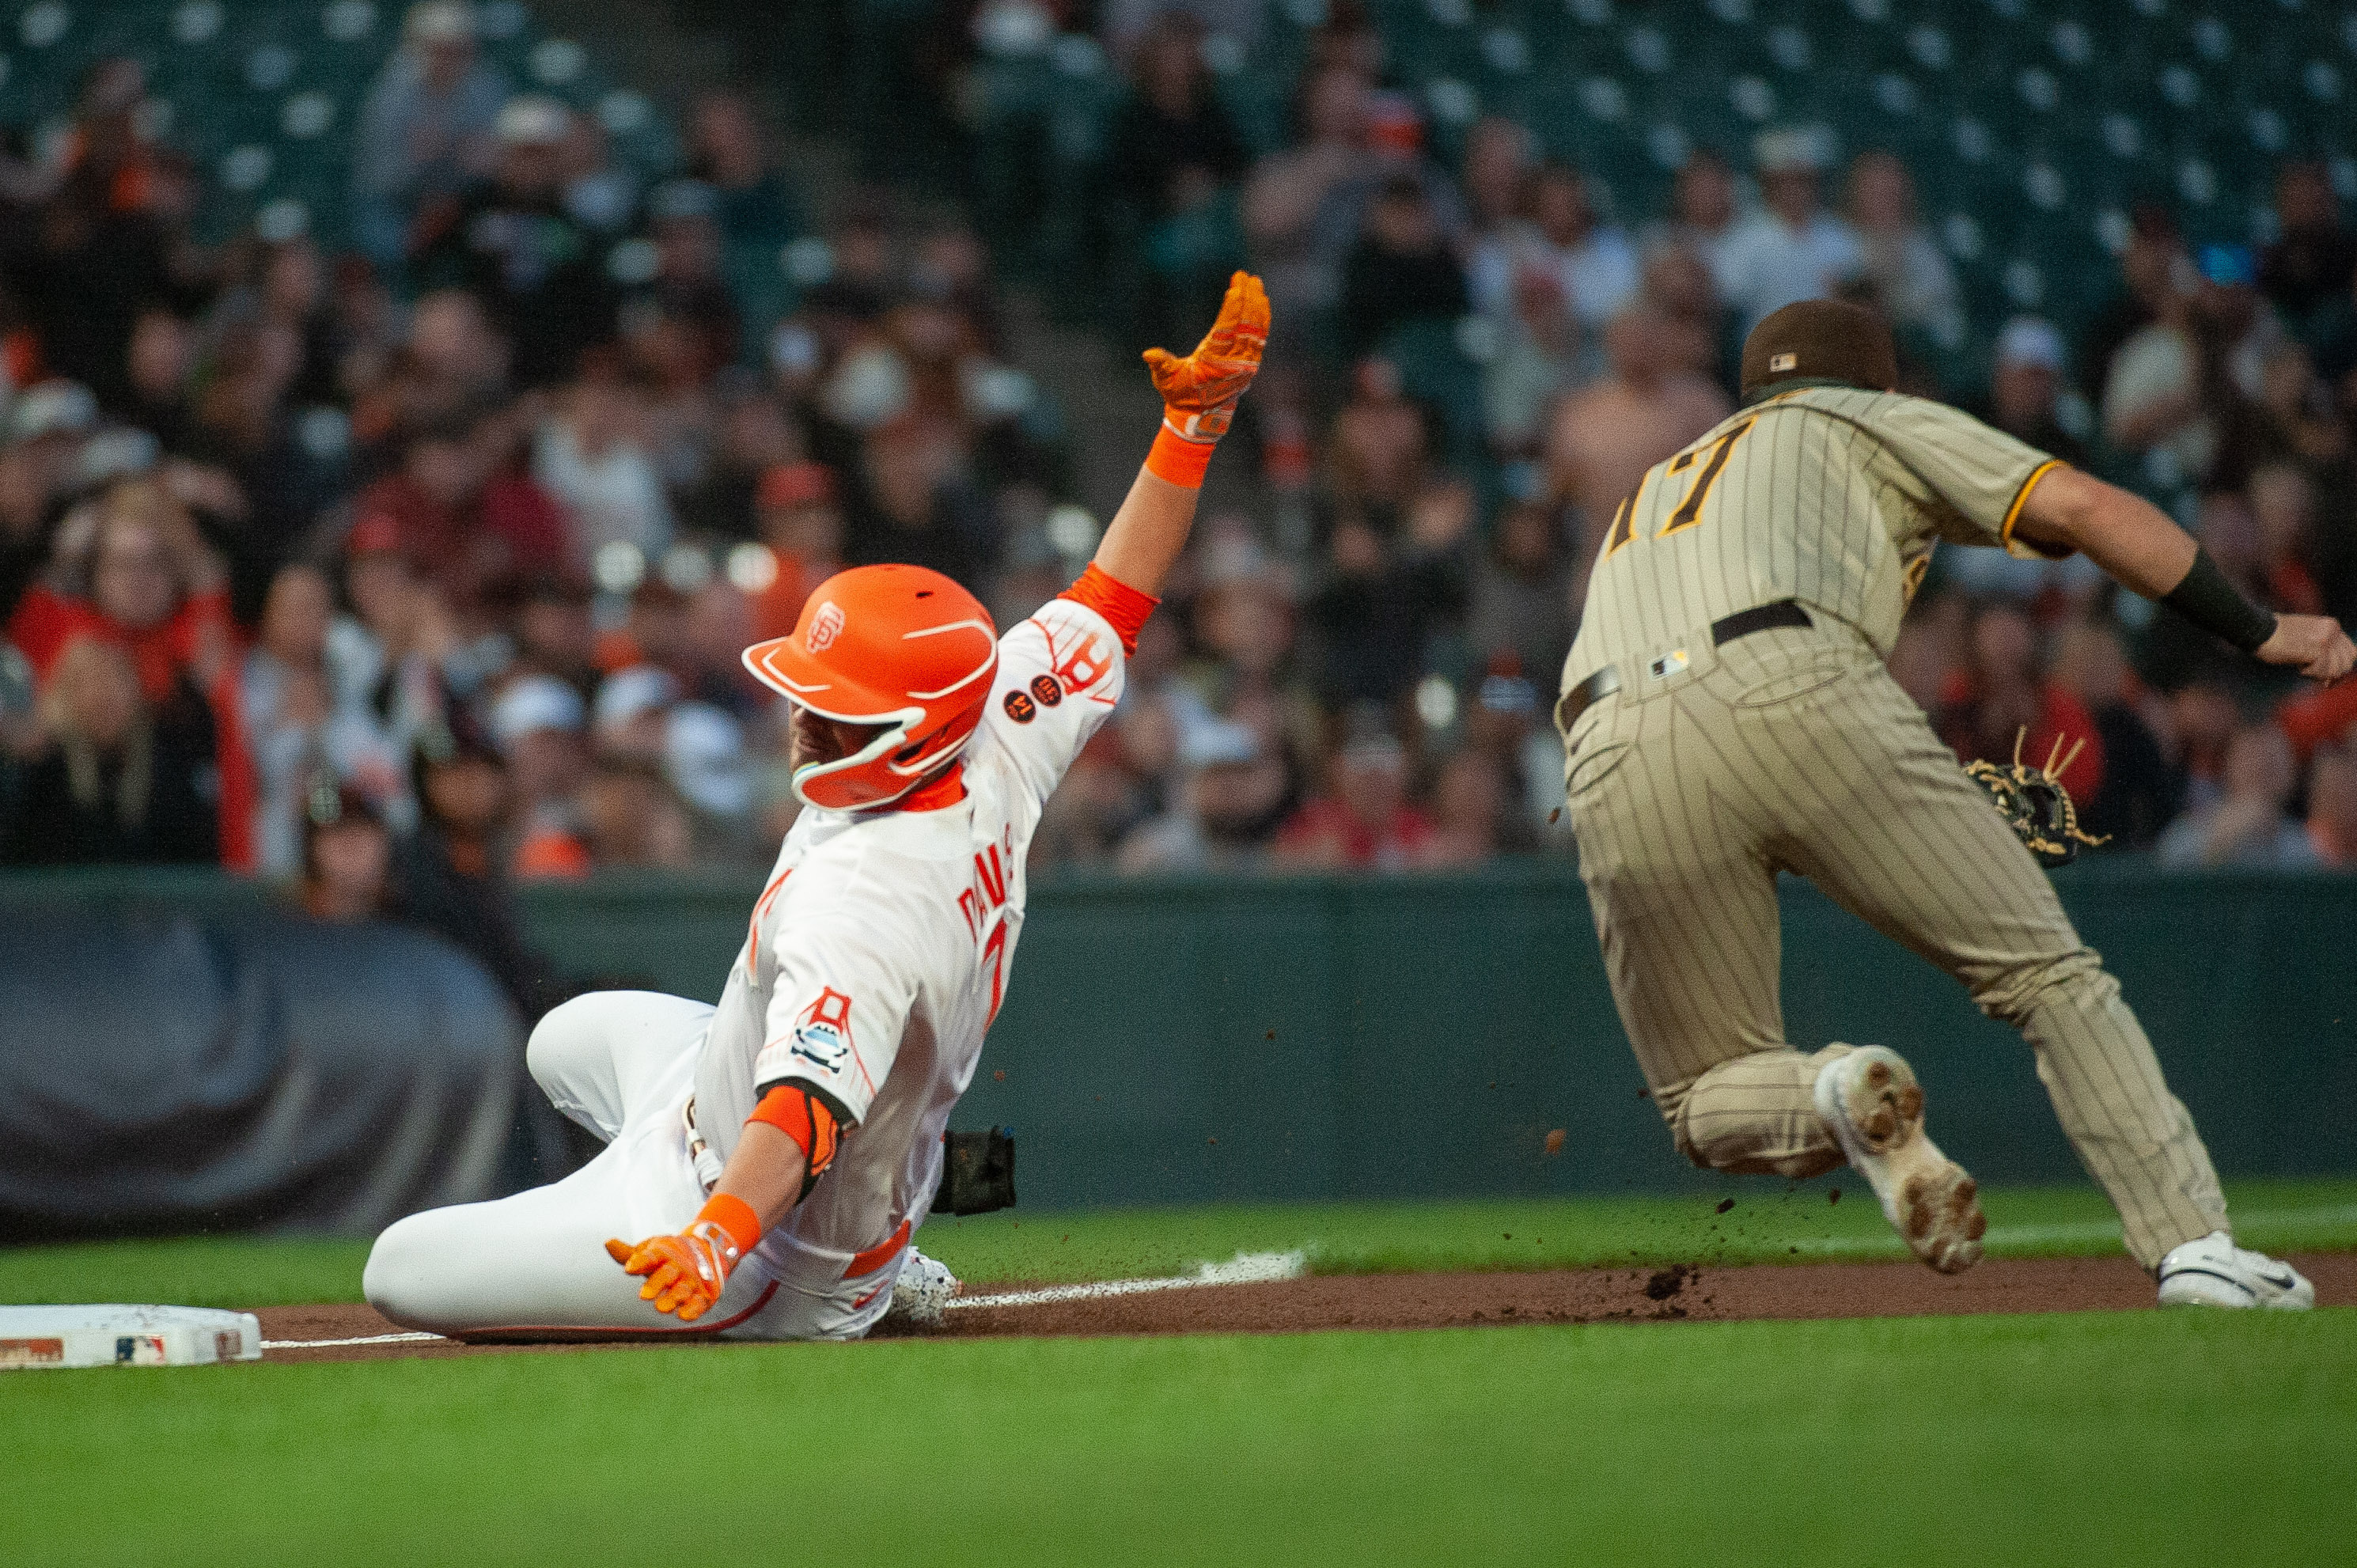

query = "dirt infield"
[{"left": 255, "top": 1251, "right": 2356, "bottom": 1361}]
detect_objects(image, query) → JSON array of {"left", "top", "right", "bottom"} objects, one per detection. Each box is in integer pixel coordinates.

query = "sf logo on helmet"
[{"left": 808, "top": 601, "right": 846, "bottom": 652}]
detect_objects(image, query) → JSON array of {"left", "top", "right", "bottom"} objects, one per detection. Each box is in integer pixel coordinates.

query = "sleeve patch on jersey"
[
  {"left": 788, "top": 987, "right": 855, "bottom": 1074},
  {"left": 1030, "top": 672, "right": 1063, "bottom": 708},
  {"left": 1002, "top": 688, "right": 1037, "bottom": 723}
]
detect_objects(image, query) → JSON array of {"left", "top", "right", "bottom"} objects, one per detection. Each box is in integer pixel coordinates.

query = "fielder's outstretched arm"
[
  {"left": 1089, "top": 270, "right": 1270, "bottom": 598},
  {"left": 2015, "top": 465, "right": 2355, "bottom": 682}
]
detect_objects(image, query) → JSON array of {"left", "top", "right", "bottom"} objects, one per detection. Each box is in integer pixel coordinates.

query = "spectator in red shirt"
[
  {"left": 6, "top": 477, "right": 254, "bottom": 866},
  {"left": 1274, "top": 726, "right": 1436, "bottom": 872},
  {"left": 1934, "top": 602, "right": 2103, "bottom": 805},
  {"left": 347, "top": 414, "right": 572, "bottom": 614}
]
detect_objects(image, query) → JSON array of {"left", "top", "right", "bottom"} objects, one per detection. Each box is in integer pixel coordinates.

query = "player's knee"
[
  {"left": 362, "top": 1211, "right": 440, "bottom": 1331},
  {"left": 525, "top": 993, "right": 610, "bottom": 1096},
  {"left": 1969, "top": 945, "right": 2115, "bottom": 1026}
]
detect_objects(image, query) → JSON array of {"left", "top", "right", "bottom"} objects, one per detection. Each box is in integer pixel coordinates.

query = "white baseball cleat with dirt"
[
  {"left": 883, "top": 1247, "right": 960, "bottom": 1329},
  {"left": 1813, "top": 1045, "right": 1987, "bottom": 1274},
  {"left": 2155, "top": 1232, "right": 2314, "bottom": 1309}
]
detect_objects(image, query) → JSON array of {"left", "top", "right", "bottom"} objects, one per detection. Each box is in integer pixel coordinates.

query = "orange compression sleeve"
[
  {"left": 1059, "top": 562, "right": 1160, "bottom": 655},
  {"left": 748, "top": 1084, "right": 843, "bottom": 1188}
]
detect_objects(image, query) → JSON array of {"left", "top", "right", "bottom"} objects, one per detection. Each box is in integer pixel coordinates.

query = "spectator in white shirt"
[
  {"left": 1717, "top": 127, "right": 1862, "bottom": 331},
  {"left": 532, "top": 377, "right": 675, "bottom": 561},
  {"left": 1469, "top": 162, "right": 1639, "bottom": 332},
  {"left": 351, "top": 2, "right": 512, "bottom": 271},
  {"left": 1846, "top": 152, "right": 1962, "bottom": 347}
]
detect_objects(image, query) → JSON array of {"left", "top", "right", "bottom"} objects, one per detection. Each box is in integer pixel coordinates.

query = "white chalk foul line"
[
  {"left": 946, "top": 1249, "right": 1307, "bottom": 1312},
  {"left": 257, "top": 1252, "right": 1309, "bottom": 1346},
  {"left": 261, "top": 1331, "right": 444, "bottom": 1350}
]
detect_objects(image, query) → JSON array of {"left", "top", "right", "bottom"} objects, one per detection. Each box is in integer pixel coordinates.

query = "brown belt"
[{"left": 1556, "top": 600, "right": 1813, "bottom": 733}]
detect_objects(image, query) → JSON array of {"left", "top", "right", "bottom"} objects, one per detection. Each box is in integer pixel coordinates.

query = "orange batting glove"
[
  {"left": 1142, "top": 271, "right": 1269, "bottom": 487},
  {"left": 604, "top": 1194, "right": 762, "bottom": 1324}
]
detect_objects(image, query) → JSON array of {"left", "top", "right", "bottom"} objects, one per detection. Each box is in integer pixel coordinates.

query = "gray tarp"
[{"left": 0, "top": 911, "right": 519, "bottom": 1241}]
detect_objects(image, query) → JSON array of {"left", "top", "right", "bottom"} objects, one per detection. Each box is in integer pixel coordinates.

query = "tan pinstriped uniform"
[{"left": 1557, "top": 384, "right": 2227, "bottom": 1267}]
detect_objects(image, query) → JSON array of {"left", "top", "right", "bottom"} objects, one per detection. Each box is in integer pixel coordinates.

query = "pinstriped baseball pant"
[{"left": 1561, "top": 622, "right": 2227, "bottom": 1268}]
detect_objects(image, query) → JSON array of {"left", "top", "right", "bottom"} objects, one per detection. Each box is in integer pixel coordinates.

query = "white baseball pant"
[{"left": 362, "top": 991, "right": 905, "bottom": 1342}]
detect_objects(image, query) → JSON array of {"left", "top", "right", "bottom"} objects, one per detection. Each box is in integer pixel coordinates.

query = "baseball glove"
[{"left": 1965, "top": 729, "right": 2108, "bottom": 869}]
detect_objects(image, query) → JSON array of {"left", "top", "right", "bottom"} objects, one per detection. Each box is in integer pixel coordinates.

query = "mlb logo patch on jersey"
[
  {"left": 790, "top": 987, "right": 855, "bottom": 1073},
  {"left": 1648, "top": 649, "right": 1689, "bottom": 680}
]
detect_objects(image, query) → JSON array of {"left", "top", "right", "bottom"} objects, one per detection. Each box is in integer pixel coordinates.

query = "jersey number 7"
[{"left": 1601, "top": 418, "right": 1757, "bottom": 560}]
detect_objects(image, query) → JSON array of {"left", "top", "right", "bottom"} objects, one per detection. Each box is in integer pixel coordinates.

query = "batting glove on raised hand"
[
  {"left": 604, "top": 1217, "right": 745, "bottom": 1323},
  {"left": 1143, "top": 270, "right": 1269, "bottom": 444}
]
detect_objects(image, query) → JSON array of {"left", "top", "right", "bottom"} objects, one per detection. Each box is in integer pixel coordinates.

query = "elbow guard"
[{"left": 748, "top": 1083, "right": 845, "bottom": 1203}]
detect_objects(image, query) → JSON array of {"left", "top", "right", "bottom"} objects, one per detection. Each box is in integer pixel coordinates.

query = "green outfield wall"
[{"left": 4, "top": 865, "right": 2351, "bottom": 1210}]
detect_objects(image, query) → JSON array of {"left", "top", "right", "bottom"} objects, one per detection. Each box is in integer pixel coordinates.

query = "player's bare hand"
[
  {"left": 2255, "top": 613, "right": 2356, "bottom": 684},
  {"left": 1142, "top": 271, "right": 1269, "bottom": 441},
  {"left": 605, "top": 1231, "right": 729, "bottom": 1323}
]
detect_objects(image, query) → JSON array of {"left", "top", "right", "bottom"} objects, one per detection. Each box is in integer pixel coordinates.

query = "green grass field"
[
  {"left": 9, "top": 1175, "right": 2356, "bottom": 1309},
  {"left": 5, "top": 1180, "right": 2355, "bottom": 1566}
]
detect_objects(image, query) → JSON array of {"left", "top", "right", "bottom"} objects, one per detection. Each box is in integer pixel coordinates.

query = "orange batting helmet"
[{"left": 742, "top": 563, "right": 999, "bottom": 811}]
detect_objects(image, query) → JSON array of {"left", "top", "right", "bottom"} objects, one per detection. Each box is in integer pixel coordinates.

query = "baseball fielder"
[
  {"left": 1557, "top": 299, "right": 2353, "bottom": 1307},
  {"left": 364, "top": 274, "right": 1269, "bottom": 1339}
]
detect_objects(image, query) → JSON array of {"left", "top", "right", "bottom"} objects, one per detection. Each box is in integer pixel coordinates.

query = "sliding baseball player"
[
  {"left": 1557, "top": 299, "right": 2351, "bottom": 1308},
  {"left": 364, "top": 273, "right": 1268, "bottom": 1339}
]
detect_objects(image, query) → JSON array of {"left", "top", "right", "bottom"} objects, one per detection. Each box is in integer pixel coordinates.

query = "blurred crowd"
[
  {"left": 2, "top": 0, "right": 2355, "bottom": 924},
  {"left": 1012, "top": 2, "right": 2357, "bottom": 876}
]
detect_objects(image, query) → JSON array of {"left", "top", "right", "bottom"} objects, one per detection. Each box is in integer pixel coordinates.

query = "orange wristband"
[
  {"left": 1146, "top": 422, "right": 1216, "bottom": 489},
  {"left": 694, "top": 1192, "right": 762, "bottom": 1255}
]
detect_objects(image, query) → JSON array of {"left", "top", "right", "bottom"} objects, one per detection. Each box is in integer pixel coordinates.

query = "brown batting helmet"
[{"left": 1739, "top": 298, "right": 1899, "bottom": 399}]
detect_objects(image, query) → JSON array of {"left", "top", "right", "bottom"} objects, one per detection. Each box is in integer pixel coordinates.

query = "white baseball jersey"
[{"left": 691, "top": 594, "right": 1126, "bottom": 1271}]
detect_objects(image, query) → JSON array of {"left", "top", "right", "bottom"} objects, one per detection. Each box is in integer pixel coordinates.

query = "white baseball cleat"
[
  {"left": 1813, "top": 1045, "right": 1987, "bottom": 1274},
  {"left": 883, "top": 1247, "right": 960, "bottom": 1329},
  {"left": 2155, "top": 1232, "right": 2314, "bottom": 1309}
]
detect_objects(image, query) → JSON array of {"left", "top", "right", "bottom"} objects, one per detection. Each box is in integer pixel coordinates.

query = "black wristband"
[{"left": 2161, "top": 548, "right": 2277, "bottom": 654}]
